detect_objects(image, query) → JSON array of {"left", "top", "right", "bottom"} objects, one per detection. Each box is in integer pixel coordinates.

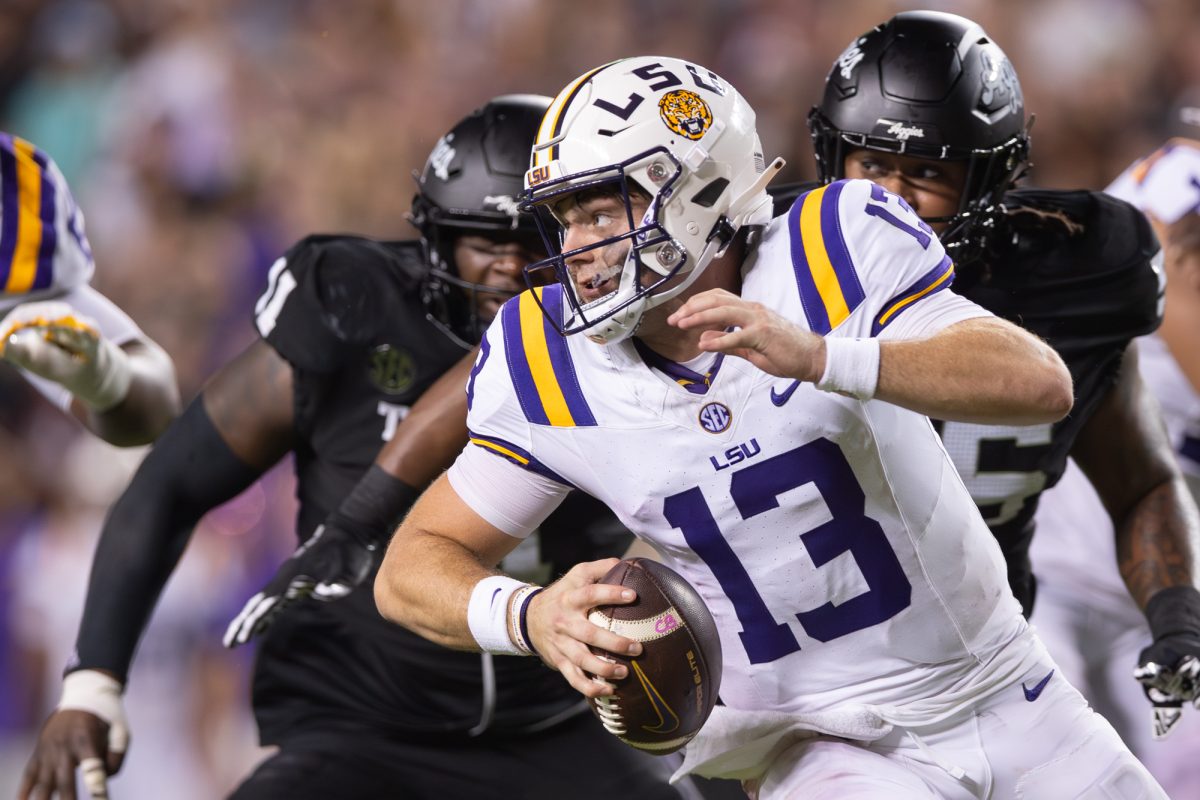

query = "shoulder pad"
[
  {"left": 258, "top": 235, "right": 426, "bottom": 372},
  {"left": 977, "top": 189, "right": 1162, "bottom": 353}
]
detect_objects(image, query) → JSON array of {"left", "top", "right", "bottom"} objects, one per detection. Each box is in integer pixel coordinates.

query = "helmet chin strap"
[{"left": 727, "top": 157, "right": 786, "bottom": 230}]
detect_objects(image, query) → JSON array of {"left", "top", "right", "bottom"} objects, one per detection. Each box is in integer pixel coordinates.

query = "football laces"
[{"left": 591, "top": 655, "right": 627, "bottom": 735}]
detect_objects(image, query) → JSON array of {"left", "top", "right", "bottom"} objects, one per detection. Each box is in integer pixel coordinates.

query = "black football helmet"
[
  {"left": 410, "top": 94, "right": 551, "bottom": 348},
  {"left": 808, "top": 11, "right": 1031, "bottom": 265}
]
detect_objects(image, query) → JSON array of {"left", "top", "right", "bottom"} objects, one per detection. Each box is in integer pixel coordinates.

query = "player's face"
[
  {"left": 554, "top": 189, "right": 652, "bottom": 305},
  {"left": 453, "top": 234, "right": 542, "bottom": 322},
  {"left": 843, "top": 150, "right": 967, "bottom": 233}
]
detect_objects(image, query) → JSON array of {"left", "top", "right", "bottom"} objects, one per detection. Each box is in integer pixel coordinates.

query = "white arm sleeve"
[{"left": 447, "top": 444, "right": 571, "bottom": 538}]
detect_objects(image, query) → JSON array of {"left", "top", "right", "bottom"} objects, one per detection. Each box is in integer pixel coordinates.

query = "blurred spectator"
[{"left": 1, "top": 0, "right": 1198, "bottom": 794}]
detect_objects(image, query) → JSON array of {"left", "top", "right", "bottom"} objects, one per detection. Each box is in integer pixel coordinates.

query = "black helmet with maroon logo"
[
  {"left": 410, "top": 94, "right": 550, "bottom": 347},
  {"left": 808, "top": 11, "right": 1031, "bottom": 264}
]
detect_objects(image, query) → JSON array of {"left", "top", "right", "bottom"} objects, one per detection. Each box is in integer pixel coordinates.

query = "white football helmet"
[{"left": 522, "top": 56, "right": 782, "bottom": 344}]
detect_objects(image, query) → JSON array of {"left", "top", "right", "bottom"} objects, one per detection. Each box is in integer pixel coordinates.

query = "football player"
[
  {"left": 0, "top": 133, "right": 179, "bottom": 445},
  {"left": 806, "top": 9, "right": 1200, "bottom": 740},
  {"left": 1030, "top": 137, "right": 1200, "bottom": 793},
  {"left": 19, "top": 96, "right": 686, "bottom": 800},
  {"left": 375, "top": 56, "right": 1165, "bottom": 797}
]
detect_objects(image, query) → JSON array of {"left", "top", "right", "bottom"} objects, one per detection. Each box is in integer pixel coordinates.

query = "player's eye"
[{"left": 857, "top": 157, "right": 888, "bottom": 176}]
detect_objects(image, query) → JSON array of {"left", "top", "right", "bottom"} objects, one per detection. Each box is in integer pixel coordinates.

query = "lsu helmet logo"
[{"left": 658, "top": 90, "right": 712, "bottom": 141}]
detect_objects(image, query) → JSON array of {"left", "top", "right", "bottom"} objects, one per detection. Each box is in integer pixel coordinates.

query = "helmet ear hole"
[{"left": 691, "top": 178, "right": 730, "bottom": 209}]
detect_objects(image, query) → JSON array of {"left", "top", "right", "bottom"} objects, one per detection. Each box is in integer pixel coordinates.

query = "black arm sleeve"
[
  {"left": 326, "top": 464, "right": 420, "bottom": 545},
  {"left": 69, "top": 397, "right": 265, "bottom": 682}
]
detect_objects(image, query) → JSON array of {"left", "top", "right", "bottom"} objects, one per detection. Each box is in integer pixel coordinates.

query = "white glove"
[
  {"left": 0, "top": 300, "right": 132, "bottom": 410},
  {"left": 59, "top": 670, "right": 130, "bottom": 799}
]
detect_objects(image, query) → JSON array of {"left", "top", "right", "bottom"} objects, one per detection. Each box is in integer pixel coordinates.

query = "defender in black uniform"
[
  {"left": 20, "top": 97, "right": 685, "bottom": 800},
  {"left": 804, "top": 11, "right": 1200, "bottom": 727}
]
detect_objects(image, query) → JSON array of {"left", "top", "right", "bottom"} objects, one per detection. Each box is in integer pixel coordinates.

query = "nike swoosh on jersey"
[
  {"left": 770, "top": 380, "right": 801, "bottom": 407},
  {"left": 1022, "top": 669, "right": 1054, "bottom": 702}
]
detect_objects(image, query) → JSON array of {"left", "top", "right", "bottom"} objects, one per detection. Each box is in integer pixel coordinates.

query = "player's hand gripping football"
[
  {"left": 668, "top": 289, "right": 825, "bottom": 381},
  {"left": 525, "top": 558, "right": 642, "bottom": 698},
  {"left": 0, "top": 300, "right": 132, "bottom": 410},
  {"left": 19, "top": 670, "right": 129, "bottom": 800},
  {"left": 224, "top": 518, "right": 377, "bottom": 647},
  {"left": 1133, "top": 586, "right": 1200, "bottom": 738}
]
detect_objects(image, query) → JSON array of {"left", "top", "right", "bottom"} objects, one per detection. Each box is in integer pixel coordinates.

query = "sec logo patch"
[
  {"left": 369, "top": 344, "right": 416, "bottom": 394},
  {"left": 698, "top": 402, "right": 731, "bottom": 433}
]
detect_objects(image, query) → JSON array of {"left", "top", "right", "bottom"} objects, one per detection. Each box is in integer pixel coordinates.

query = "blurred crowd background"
[{"left": 0, "top": 0, "right": 1197, "bottom": 796}]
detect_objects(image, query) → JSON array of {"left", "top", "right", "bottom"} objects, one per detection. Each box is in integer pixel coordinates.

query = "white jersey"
[
  {"left": 0, "top": 134, "right": 140, "bottom": 409},
  {"left": 0, "top": 133, "right": 94, "bottom": 314},
  {"left": 456, "top": 179, "right": 1030, "bottom": 725},
  {"left": 1106, "top": 138, "right": 1200, "bottom": 226}
]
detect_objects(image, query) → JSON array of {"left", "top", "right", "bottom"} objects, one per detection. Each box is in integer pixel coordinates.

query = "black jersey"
[
  {"left": 936, "top": 189, "right": 1162, "bottom": 613},
  {"left": 770, "top": 184, "right": 1163, "bottom": 613},
  {"left": 251, "top": 235, "right": 632, "bottom": 746}
]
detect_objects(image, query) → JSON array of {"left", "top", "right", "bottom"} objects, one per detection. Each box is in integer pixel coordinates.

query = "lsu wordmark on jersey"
[{"left": 458, "top": 178, "right": 1037, "bottom": 721}]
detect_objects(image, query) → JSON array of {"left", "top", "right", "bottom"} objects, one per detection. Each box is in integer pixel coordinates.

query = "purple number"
[
  {"left": 466, "top": 335, "right": 490, "bottom": 412},
  {"left": 664, "top": 438, "right": 912, "bottom": 664},
  {"left": 864, "top": 184, "right": 934, "bottom": 249},
  {"left": 664, "top": 487, "right": 800, "bottom": 665}
]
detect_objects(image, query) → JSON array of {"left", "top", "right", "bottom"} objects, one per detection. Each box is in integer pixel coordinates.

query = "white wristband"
[
  {"left": 816, "top": 336, "right": 880, "bottom": 400},
  {"left": 467, "top": 575, "right": 530, "bottom": 655},
  {"left": 59, "top": 670, "right": 130, "bottom": 754}
]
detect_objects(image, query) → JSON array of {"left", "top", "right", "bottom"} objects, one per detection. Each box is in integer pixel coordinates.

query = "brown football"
[{"left": 587, "top": 557, "right": 722, "bottom": 755}]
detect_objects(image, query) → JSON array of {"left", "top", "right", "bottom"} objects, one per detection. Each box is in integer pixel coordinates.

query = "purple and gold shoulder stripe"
[
  {"left": 870, "top": 256, "right": 955, "bottom": 336},
  {"left": 787, "top": 181, "right": 866, "bottom": 335},
  {"left": 467, "top": 432, "right": 575, "bottom": 487},
  {"left": 501, "top": 285, "right": 597, "bottom": 427},
  {"left": 0, "top": 134, "right": 82, "bottom": 297}
]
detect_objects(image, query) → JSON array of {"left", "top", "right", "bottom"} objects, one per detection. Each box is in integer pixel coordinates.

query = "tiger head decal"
[{"left": 658, "top": 89, "right": 713, "bottom": 141}]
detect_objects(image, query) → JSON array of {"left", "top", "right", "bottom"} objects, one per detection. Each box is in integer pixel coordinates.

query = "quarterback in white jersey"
[
  {"left": 1032, "top": 138, "right": 1200, "bottom": 795},
  {"left": 0, "top": 133, "right": 178, "bottom": 444},
  {"left": 376, "top": 58, "right": 1162, "bottom": 798}
]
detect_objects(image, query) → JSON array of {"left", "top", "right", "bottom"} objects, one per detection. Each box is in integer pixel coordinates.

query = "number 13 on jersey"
[{"left": 663, "top": 438, "right": 912, "bottom": 664}]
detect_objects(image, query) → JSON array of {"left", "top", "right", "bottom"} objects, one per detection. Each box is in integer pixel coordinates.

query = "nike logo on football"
[
  {"left": 1022, "top": 669, "right": 1054, "bottom": 702},
  {"left": 770, "top": 380, "right": 801, "bottom": 407},
  {"left": 632, "top": 661, "right": 680, "bottom": 733}
]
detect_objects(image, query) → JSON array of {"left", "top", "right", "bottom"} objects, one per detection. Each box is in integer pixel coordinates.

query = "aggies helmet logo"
[{"left": 658, "top": 90, "right": 712, "bottom": 140}]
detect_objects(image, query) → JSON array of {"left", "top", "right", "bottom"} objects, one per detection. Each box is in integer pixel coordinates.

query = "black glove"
[
  {"left": 223, "top": 516, "right": 378, "bottom": 647},
  {"left": 1133, "top": 586, "right": 1200, "bottom": 738},
  {"left": 223, "top": 465, "right": 419, "bottom": 648}
]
